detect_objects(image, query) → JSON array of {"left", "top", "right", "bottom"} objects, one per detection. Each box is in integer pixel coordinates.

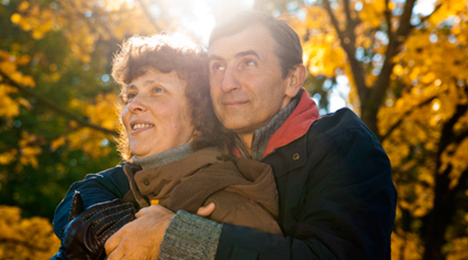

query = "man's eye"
[
  {"left": 244, "top": 59, "right": 256, "bottom": 67},
  {"left": 153, "top": 87, "right": 163, "bottom": 93},
  {"left": 212, "top": 63, "right": 225, "bottom": 72}
]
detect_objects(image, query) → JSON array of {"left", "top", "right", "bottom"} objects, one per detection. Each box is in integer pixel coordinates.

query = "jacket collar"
[
  {"left": 233, "top": 88, "right": 320, "bottom": 159},
  {"left": 263, "top": 88, "right": 320, "bottom": 157}
]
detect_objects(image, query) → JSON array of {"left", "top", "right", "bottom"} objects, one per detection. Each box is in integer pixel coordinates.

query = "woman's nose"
[{"left": 127, "top": 95, "right": 148, "bottom": 113}]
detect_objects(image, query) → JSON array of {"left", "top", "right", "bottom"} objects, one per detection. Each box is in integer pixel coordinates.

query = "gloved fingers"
[
  {"left": 87, "top": 202, "right": 135, "bottom": 225},
  {"left": 78, "top": 199, "right": 128, "bottom": 222},
  {"left": 69, "top": 191, "right": 84, "bottom": 221},
  {"left": 92, "top": 207, "right": 135, "bottom": 238},
  {"left": 98, "top": 213, "right": 135, "bottom": 242}
]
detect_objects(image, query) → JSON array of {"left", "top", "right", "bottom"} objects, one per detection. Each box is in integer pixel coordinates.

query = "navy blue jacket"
[{"left": 215, "top": 108, "right": 396, "bottom": 259}]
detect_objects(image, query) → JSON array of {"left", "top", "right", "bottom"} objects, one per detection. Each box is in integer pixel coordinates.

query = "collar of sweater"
[
  {"left": 132, "top": 142, "right": 192, "bottom": 170},
  {"left": 235, "top": 90, "right": 300, "bottom": 160},
  {"left": 234, "top": 88, "right": 320, "bottom": 159}
]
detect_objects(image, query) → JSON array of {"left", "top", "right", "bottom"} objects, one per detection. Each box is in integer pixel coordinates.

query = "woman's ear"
[{"left": 285, "top": 64, "right": 307, "bottom": 98}]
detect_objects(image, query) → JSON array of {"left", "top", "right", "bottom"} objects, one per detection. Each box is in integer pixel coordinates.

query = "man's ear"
[{"left": 285, "top": 64, "right": 307, "bottom": 98}]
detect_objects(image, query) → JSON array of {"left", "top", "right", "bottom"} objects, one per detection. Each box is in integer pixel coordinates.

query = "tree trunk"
[
  {"left": 360, "top": 100, "right": 381, "bottom": 140},
  {"left": 422, "top": 99, "right": 468, "bottom": 260},
  {"left": 422, "top": 168, "right": 452, "bottom": 260}
]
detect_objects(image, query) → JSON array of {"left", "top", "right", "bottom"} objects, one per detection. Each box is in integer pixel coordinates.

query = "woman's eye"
[
  {"left": 125, "top": 93, "right": 136, "bottom": 103},
  {"left": 153, "top": 87, "right": 163, "bottom": 93}
]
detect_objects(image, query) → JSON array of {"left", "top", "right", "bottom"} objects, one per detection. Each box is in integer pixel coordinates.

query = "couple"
[{"left": 52, "top": 11, "right": 397, "bottom": 260}]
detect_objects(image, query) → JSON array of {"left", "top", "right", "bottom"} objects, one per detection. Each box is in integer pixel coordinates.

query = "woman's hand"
[{"left": 52, "top": 192, "right": 136, "bottom": 260}]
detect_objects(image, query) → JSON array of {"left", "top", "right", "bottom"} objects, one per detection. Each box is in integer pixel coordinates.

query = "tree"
[
  {"left": 287, "top": 0, "right": 468, "bottom": 259},
  {"left": 0, "top": 205, "right": 59, "bottom": 259}
]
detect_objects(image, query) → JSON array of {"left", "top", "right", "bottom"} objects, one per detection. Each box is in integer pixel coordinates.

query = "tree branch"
[
  {"left": 381, "top": 94, "right": 439, "bottom": 141},
  {"left": 438, "top": 101, "right": 468, "bottom": 155},
  {"left": 384, "top": 0, "right": 394, "bottom": 45},
  {"left": 322, "top": 0, "right": 369, "bottom": 103},
  {"left": 449, "top": 168, "right": 468, "bottom": 198},
  {"left": 60, "top": 0, "right": 121, "bottom": 45},
  {"left": 136, "top": 0, "right": 162, "bottom": 32},
  {"left": 418, "top": 3, "right": 442, "bottom": 26},
  {"left": 1, "top": 72, "right": 119, "bottom": 136},
  {"left": 395, "top": 0, "right": 417, "bottom": 41},
  {"left": 369, "top": 0, "right": 417, "bottom": 109}
]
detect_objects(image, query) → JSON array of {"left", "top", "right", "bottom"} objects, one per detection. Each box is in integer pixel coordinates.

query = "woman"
[{"left": 52, "top": 32, "right": 281, "bottom": 260}]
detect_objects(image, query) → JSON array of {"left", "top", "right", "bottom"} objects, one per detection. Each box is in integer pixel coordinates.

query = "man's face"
[{"left": 208, "top": 24, "right": 298, "bottom": 142}]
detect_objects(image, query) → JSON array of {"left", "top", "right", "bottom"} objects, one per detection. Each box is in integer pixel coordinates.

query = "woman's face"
[{"left": 121, "top": 67, "right": 195, "bottom": 158}]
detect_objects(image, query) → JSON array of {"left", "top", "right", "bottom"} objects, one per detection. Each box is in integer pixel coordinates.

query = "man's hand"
[
  {"left": 105, "top": 205, "right": 174, "bottom": 260},
  {"left": 196, "top": 202, "right": 215, "bottom": 217}
]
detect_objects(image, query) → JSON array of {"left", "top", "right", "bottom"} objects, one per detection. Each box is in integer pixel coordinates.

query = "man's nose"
[{"left": 220, "top": 68, "right": 240, "bottom": 93}]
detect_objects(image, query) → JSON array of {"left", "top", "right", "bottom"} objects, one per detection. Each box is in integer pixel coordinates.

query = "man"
[{"left": 55, "top": 11, "right": 397, "bottom": 260}]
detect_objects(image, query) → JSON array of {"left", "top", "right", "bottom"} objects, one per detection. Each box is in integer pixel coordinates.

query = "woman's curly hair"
[{"left": 112, "top": 33, "right": 230, "bottom": 161}]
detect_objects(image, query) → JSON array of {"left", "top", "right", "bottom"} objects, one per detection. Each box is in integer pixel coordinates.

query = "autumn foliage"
[
  {"left": 1, "top": 0, "right": 467, "bottom": 259},
  {"left": 0, "top": 206, "right": 59, "bottom": 259}
]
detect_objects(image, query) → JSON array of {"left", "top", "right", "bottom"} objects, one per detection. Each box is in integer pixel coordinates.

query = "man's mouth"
[{"left": 223, "top": 100, "right": 248, "bottom": 106}]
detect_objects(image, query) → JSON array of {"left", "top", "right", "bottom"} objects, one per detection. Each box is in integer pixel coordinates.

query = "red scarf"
[{"left": 233, "top": 89, "right": 321, "bottom": 158}]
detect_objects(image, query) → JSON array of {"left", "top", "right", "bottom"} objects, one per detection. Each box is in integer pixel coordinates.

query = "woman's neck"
[{"left": 132, "top": 143, "right": 192, "bottom": 169}]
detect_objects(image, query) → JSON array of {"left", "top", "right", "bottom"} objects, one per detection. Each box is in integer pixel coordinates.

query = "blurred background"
[{"left": 0, "top": 0, "right": 467, "bottom": 259}]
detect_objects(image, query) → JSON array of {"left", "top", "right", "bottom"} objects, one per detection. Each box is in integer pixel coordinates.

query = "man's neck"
[
  {"left": 237, "top": 133, "right": 254, "bottom": 155},
  {"left": 233, "top": 90, "right": 303, "bottom": 160}
]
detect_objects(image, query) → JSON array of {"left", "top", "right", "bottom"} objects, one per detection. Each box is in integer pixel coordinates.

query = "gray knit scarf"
[
  {"left": 132, "top": 143, "right": 192, "bottom": 170},
  {"left": 237, "top": 90, "right": 301, "bottom": 160}
]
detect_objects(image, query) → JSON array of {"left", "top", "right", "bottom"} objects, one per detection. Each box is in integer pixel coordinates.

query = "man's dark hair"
[
  {"left": 209, "top": 11, "right": 303, "bottom": 78},
  {"left": 112, "top": 33, "right": 226, "bottom": 160}
]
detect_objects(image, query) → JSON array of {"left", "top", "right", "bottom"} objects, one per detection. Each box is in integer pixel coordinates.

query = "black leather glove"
[{"left": 51, "top": 191, "right": 136, "bottom": 260}]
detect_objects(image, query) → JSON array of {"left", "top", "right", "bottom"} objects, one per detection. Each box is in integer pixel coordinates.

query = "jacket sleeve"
[
  {"left": 52, "top": 164, "right": 130, "bottom": 239},
  {"left": 215, "top": 111, "right": 397, "bottom": 259}
]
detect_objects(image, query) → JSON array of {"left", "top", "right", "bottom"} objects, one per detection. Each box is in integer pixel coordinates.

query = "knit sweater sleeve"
[{"left": 159, "top": 210, "right": 223, "bottom": 260}]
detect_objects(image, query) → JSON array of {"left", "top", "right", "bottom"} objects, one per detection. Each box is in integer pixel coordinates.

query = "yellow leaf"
[
  {"left": 0, "top": 61, "right": 17, "bottom": 75},
  {"left": 18, "top": 1, "right": 30, "bottom": 11},
  {"left": 50, "top": 136, "right": 66, "bottom": 151},
  {"left": 15, "top": 55, "right": 31, "bottom": 65},
  {"left": 32, "top": 30, "right": 44, "bottom": 40},
  {"left": 0, "top": 149, "right": 18, "bottom": 165},
  {"left": 0, "top": 84, "right": 20, "bottom": 118},
  {"left": 10, "top": 13, "right": 22, "bottom": 24},
  {"left": 393, "top": 64, "right": 404, "bottom": 76}
]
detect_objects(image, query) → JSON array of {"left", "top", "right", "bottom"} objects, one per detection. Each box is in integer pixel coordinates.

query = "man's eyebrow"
[
  {"left": 235, "top": 50, "right": 260, "bottom": 59},
  {"left": 208, "top": 54, "right": 223, "bottom": 62},
  {"left": 208, "top": 50, "right": 261, "bottom": 61}
]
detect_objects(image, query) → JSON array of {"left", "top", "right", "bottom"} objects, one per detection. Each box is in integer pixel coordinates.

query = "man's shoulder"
[{"left": 308, "top": 107, "right": 373, "bottom": 139}]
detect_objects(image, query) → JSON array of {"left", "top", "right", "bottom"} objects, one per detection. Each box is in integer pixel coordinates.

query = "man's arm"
[
  {"left": 53, "top": 164, "right": 130, "bottom": 238},
  {"left": 158, "top": 110, "right": 396, "bottom": 259}
]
